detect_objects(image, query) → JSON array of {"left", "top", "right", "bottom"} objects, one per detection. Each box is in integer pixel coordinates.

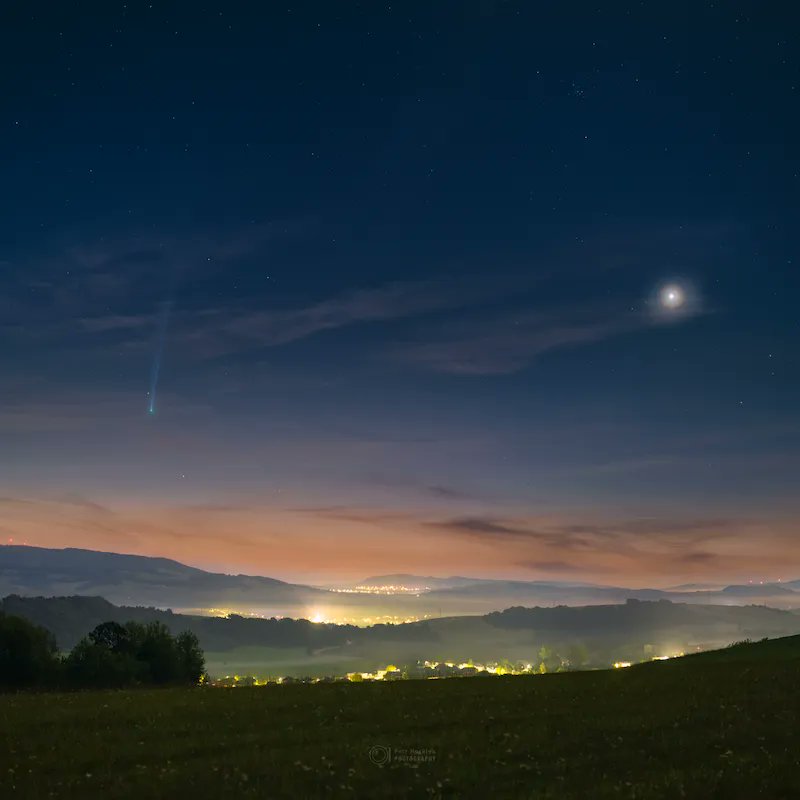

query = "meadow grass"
[
  {"left": 2, "top": 637, "right": 799, "bottom": 799},
  {"left": 203, "top": 645, "right": 367, "bottom": 680}
]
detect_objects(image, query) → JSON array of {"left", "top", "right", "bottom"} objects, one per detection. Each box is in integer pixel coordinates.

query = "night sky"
[{"left": 2, "top": 2, "right": 798, "bottom": 585}]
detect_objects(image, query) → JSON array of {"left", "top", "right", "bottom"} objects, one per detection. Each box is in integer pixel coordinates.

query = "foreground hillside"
[{"left": 2, "top": 637, "right": 799, "bottom": 799}]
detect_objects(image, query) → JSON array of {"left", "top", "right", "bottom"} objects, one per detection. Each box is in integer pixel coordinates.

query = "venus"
[{"left": 659, "top": 284, "right": 686, "bottom": 310}]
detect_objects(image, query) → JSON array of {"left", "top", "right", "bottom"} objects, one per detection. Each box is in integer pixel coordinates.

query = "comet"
[{"left": 147, "top": 300, "right": 173, "bottom": 416}]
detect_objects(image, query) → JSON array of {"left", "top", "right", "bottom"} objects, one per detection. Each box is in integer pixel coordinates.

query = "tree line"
[
  {"left": 0, "top": 612, "right": 205, "bottom": 691},
  {"left": 0, "top": 594, "right": 438, "bottom": 652}
]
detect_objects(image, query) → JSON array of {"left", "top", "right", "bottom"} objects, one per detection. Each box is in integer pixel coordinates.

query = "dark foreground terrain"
[{"left": 2, "top": 636, "right": 799, "bottom": 799}]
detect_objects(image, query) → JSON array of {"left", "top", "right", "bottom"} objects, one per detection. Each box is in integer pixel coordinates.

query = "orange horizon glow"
[{"left": 1, "top": 493, "right": 797, "bottom": 587}]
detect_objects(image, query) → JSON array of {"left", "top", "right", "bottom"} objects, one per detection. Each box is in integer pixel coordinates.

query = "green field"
[
  {"left": 203, "top": 645, "right": 368, "bottom": 680},
  {"left": 2, "top": 636, "right": 800, "bottom": 799}
]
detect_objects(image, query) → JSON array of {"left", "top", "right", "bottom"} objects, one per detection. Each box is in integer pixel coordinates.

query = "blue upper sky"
[{"left": 0, "top": 2, "right": 797, "bottom": 583}]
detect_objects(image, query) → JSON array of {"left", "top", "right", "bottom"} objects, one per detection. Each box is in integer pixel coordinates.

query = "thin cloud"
[
  {"left": 429, "top": 517, "right": 529, "bottom": 537},
  {"left": 393, "top": 302, "right": 702, "bottom": 376},
  {"left": 176, "top": 280, "right": 494, "bottom": 356},
  {"left": 79, "top": 314, "right": 153, "bottom": 333},
  {"left": 72, "top": 278, "right": 516, "bottom": 360},
  {"left": 427, "top": 515, "right": 746, "bottom": 562},
  {"left": 362, "top": 472, "right": 481, "bottom": 502},
  {"left": 517, "top": 559, "right": 603, "bottom": 574},
  {"left": 679, "top": 551, "right": 720, "bottom": 565},
  {"left": 2, "top": 223, "right": 303, "bottom": 345},
  {"left": 289, "top": 506, "right": 414, "bottom": 527},
  {"left": 7, "top": 223, "right": 715, "bottom": 370},
  {"left": 426, "top": 484, "right": 474, "bottom": 500}
]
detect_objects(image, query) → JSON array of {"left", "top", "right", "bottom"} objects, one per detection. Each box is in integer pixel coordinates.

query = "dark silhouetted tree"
[
  {"left": 66, "top": 620, "right": 205, "bottom": 688},
  {"left": 89, "top": 621, "right": 132, "bottom": 653},
  {"left": 66, "top": 636, "right": 143, "bottom": 688},
  {"left": 0, "top": 612, "right": 60, "bottom": 689},
  {"left": 137, "top": 621, "right": 180, "bottom": 683},
  {"left": 176, "top": 631, "right": 205, "bottom": 685}
]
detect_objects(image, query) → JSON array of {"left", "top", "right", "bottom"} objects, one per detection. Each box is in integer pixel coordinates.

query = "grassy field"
[
  {"left": 203, "top": 645, "right": 368, "bottom": 680},
  {"left": 2, "top": 636, "right": 800, "bottom": 799}
]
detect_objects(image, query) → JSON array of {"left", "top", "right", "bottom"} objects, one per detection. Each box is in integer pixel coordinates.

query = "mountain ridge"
[
  {"left": 0, "top": 545, "right": 327, "bottom": 612},
  {"left": 3, "top": 545, "right": 799, "bottom": 616}
]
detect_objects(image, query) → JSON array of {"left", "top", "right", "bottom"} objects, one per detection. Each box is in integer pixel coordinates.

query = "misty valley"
[{"left": 3, "top": 546, "right": 800, "bottom": 682}]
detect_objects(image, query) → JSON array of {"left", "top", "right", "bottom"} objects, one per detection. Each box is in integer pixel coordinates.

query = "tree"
[
  {"left": 176, "top": 631, "right": 205, "bottom": 685},
  {"left": 1, "top": 613, "right": 207, "bottom": 691},
  {"left": 89, "top": 621, "right": 131, "bottom": 653},
  {"left": 565, "top": 643, "right": 589, "bottom": 670},
  {"left": 0, "top": 612, "right": 60, "bottom": 689},
  {"left": 65, "top": 636, "right": 143, "bottom": 688},
  {"left": 67, "top": 620, "right": 205, "bottom": 688},
  {"left": 137, "top": 622, "right": 180, "bottom": 684},
  {"left": 538, "top": 645, "right": 560, "bottom": 672}
]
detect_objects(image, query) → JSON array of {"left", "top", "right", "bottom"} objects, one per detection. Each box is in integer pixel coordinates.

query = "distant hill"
[
  {"left": 357, "top": 574, "right": 488, "bottom": 590},
  {"left": 0, "top": 594, "right": 435, "bottom": 652},
  {"left": 359, "top": 574, "right": 601, "bottom": 590},
  {"left": 0, "top": 545, "right": 327, "bottom": 613},
  {"left": 485, "top": 598, "right": 799, "bottom": 639},
  {"left": 3, "top": 546, "right": 800, "bottom": 620},
  {"left": 360, "top": 572, "right": 800, "bottom": 609},
  {"left": 419, "top": 578, "right": 800, "bottom": 611},
  {"left": 720, "top": 583, "right": 797, "bottom": 597},
  {"left": 4, "top": 594, "right": 799, "bottom": 678},
  {"left": 665, "top": 582, "right": 724, "bottom": 591}
]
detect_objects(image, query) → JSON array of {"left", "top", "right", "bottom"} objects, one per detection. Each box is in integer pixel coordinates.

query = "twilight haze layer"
[{"left": 1, "top": 3, "right": 797, "bottom": 587}]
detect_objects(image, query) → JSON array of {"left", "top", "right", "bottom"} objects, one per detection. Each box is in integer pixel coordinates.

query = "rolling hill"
[
  {"left": 3, "top": 593, "right": 799, "bottom": 678},
  {"left": 0, "top": 545, "right": 327, "bottom": 614},
  {"left": 3, "top": 546, "right": 800, "bottom": 621}
]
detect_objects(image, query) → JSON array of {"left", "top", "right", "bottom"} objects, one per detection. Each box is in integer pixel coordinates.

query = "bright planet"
[{"left": 659, "top": 284, "right": 686, "bottom": 310}]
